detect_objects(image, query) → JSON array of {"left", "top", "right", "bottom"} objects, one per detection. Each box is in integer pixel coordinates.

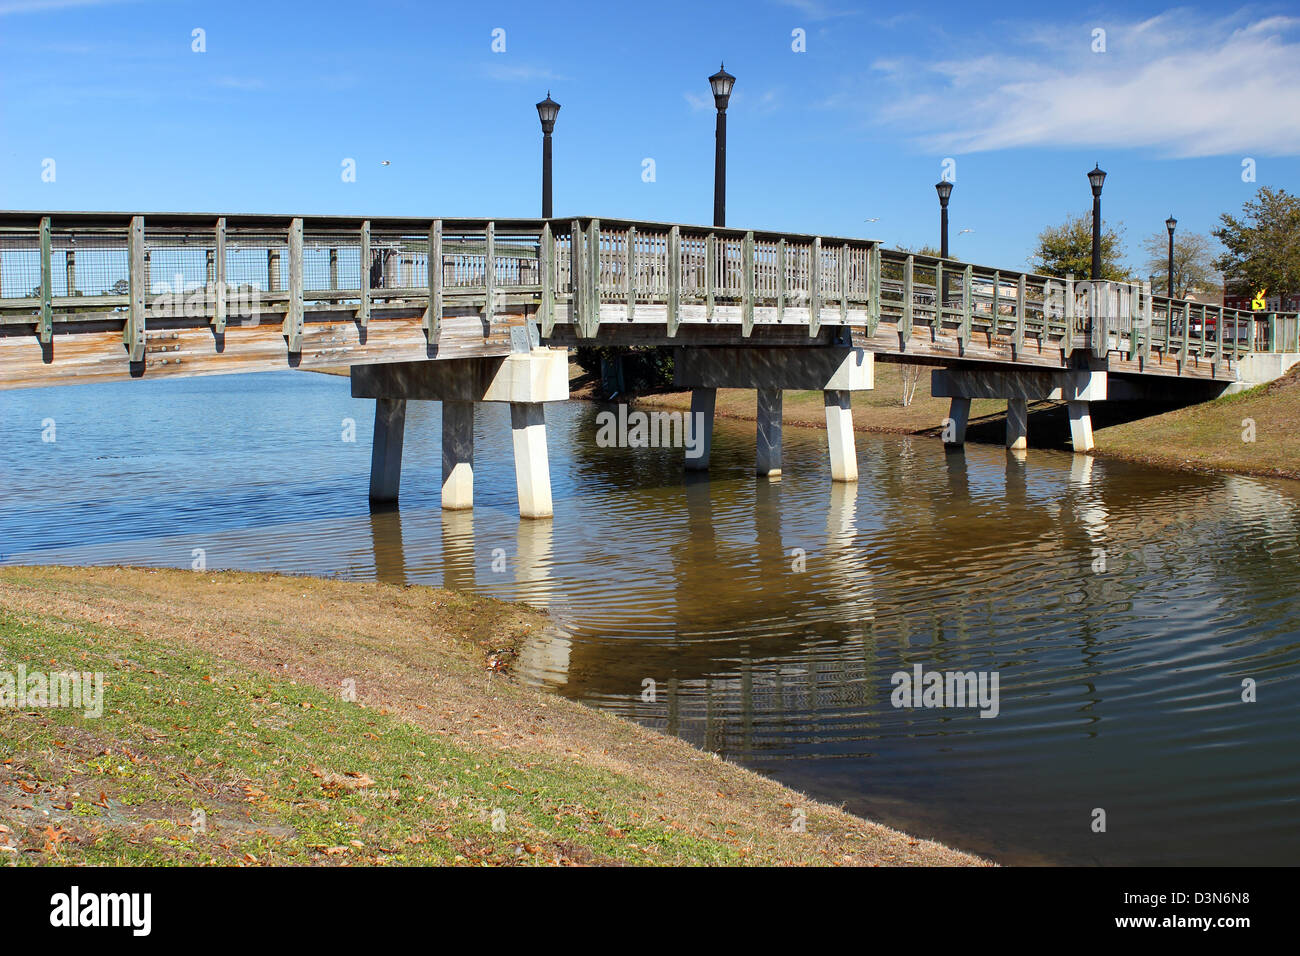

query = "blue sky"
[{"left": 2, "top": 0, "right": 1298, "bottom": 275}]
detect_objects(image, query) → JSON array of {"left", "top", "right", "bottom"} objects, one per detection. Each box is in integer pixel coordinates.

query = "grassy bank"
[
  {"left": 1092, "top": 367, "right": 1300, "bottom": 479},
  {"left": 0, "top": 566, "right": 982, "bottom": 867}
]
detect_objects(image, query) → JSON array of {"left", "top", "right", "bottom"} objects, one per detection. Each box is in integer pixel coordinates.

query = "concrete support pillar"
[
  {"left": 440, "top": 400, "right": 474, "bottom": 510},
  {"left": 1067, "top": 400, "right": 1095, "bottom": 453},
  {"left": 1006, "top": 398, "right": 1029, "bottom": 451},
  {"left": 944, "top": 397, "right": 971, "bottom": 446},
  {"left": 368, "top": 398, "right": 407, "bottom": 503},
  {"left": 824, "top": 389, "right": 858, "bottom": 482},
  {"left": 685, "top": 387, "right": 716, "bottom": 471},
  {"left": 510, "top": 402, "right": 553, "bottom": 519},
  {"left": 755, "top": 388, "right": 783, "bottom": 478}
]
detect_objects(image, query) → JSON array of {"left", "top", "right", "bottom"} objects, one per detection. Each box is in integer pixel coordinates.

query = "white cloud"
[
  {"left": 772, "top": 0, "right": 856, "bottom": 21},
  {"left": 866, "top": 8, "right": 1300, "bottom": 158},
  {"left": 0, "top": 0, "right": 136, "bottom": 14},
  {"left": 481, "top": 63, "right": 566, "bottom": 83},
  {"left": 684, "top": 91, "right": 712, "bottom": 112}
]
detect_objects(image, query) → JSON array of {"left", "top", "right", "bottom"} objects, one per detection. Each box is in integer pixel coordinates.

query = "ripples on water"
[{"left": 2, "top": 371, "right": 1298, "bottom": 865}]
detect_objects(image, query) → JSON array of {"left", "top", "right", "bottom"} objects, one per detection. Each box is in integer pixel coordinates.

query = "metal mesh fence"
[
  {"left": 303, "top": 232, "right": 362, "bottom": 293},
  {"left": 225, "top": 233, "right": 288, "bottom": 294},
  {"left": 48, "top": 232, "right": 130, "bottom": 298},
  {"left": 145, "top": 231, "right": 211, "bottom": 297},
  {"left": 370, "top": 233, "right": 428, "bottom": 292},
  {"left": 0, "top": 231, "right": 42, "bottom": 299}
]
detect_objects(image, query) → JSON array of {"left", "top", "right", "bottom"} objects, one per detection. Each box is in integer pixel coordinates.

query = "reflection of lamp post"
[
  {"left": 1087, "top": 164, "right": 1107, "bottom": 280},
  {"left": 935, "top": 180, "right": 953, "bottom": 259},
  {"left": 709, "top": 64, "right": 735, "bottom": 227},
  {"left": 536, "top": 92, "right": 560, "bottom": 218},
  {"left": 1165, "top": 215, "right": 1177, "bottom": 298}
]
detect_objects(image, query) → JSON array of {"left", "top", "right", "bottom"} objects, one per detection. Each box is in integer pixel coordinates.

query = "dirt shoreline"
[{"left": 0, "top": 566, "right": 986, "bottom": 867}]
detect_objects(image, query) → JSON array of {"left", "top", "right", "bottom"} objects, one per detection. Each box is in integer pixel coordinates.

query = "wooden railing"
[{"left": 3, "top": 212, "right": 1296, "bottom": 368}]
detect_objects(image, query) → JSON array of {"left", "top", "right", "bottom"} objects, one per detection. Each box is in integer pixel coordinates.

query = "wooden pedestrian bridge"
[{"left": 3, "top": 211, "right": 1296, "bottom": 517}]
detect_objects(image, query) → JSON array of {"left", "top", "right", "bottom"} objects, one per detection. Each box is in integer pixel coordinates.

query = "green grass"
[{"left": 0, "top": 610, "right": 741, "bottom": 866}]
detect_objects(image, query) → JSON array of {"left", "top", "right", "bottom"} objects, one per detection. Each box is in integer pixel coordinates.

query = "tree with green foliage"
[
  {"left": 1213, "top": 187, "right": 1300, "bottom": 307},
  {"left": 1030, "top": 212, "right": 1128, "bottom": 280},
  {"left": 1140, "top": 229, "right": 1220, "bottom": 299}
]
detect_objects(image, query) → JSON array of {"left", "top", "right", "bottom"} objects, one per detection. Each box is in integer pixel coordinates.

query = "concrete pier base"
[
  {"left": 674, "top": 347, "right": 871, "bottom": 479},
  {"left": 368, "top": 397, "right": 407, "bottom": 503},
  {"left": 510, "top": 402, "right": 553, "bottom": 519},
  {"left": 440, "top": 400, "right": 474, "bottom": 510},
  {"left": 755, "top": 388, "right": 783, "bottom": 477},
  {"left": 824, "top": 390, "right": 858, "bottom": 482},
  {"left": 1067, "top": 400, "right": 1095, "bottom": 453},
  {"left": 1005, "top": 398, "right": 1029, "bottom": 451},
  {"left": 944, "top": 397, "right": 971, "bottom": 446},
  {"left": 353, "top": 350, "right": 567, "bottom": 520},
  {"left": 686, "top": 387, "right": 716, "bottom": 471}
]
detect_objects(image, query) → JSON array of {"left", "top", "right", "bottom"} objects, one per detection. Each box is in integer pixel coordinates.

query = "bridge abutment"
[
  {"left": 674, "top": 347, "right": 871, "bottom": 481},
  {"left": 351, "top": 350, "right": 568, "bottom": 519}
]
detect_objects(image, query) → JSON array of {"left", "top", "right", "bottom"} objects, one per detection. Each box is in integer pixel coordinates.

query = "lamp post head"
[
  {"left": 935, "top": 180, "right": 953, "bottom": 206},
  {"left": 1166, "top": 215, "right": 1177, "bottom": 235},
  {"left": 709, "top": 63, "right": 735, "bottom": 111},
  {"left": 536, "top": 92, "right": 560, "bottom": 134},
  {"left": 1088, "top": 163, "right": 1107, "bottom": 195}
]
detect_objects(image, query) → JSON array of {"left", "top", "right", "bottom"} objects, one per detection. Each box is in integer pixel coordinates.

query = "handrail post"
[
  {"left": 961, "top": 264, "right": 973, "bottom": 344},
  {"left": 668, "top": 225, "right": 682, "bottom": 338},
  {"left": 625, "top": 226, "right": 636, "bottom": 321},
  {"left": 1216, "top": 305, "right": 1225, "bottom": 365},
  {"left": 283, "top": 217, "right": 304, "bottom": 353},
  {"left": 776, "top": 237, "right": 786, "bottom": 324},
  {"left": 359, "top": 220, "right": 371, "bottom": 326},
  {"left": 838, "top": 243, "right": 849, "bottom": 328},
  {"left": 540, "top": 222, "right": 555, "bottom": 336},
  {"left": 1014, "top": 273, "right": 1026, "bottom": 353},
  {"left": 934, "top": 260, "right": 944, "bottom": 332},
  {"left": 213, "top": 217, "right": 226, "bottom": 332},
  {"left": 1063, "top": 274, "right": 1075, "bottom": 359},
  {"left": 811, "top": 237, "right": 822, "bottom": 334},
  {"left": 800, "top": 234, "right": 811, "bottom": 338},
  {"left": 39, "top": 216, "right": 52, "bottom": 344},
  {"left": 901, "top": 253, "right": 914, "bottom": 344},
  {"left": 484, "top": 221, "right": 495, "bottom": 324},
  {"left": 570, "top": 220, "right": 585, "bottom": 334},
  {"left": 705, "top": 233, "right": 716, "bottom": 321},
  {"left": 991, "top": 270, "right": 1000, "bottom": 338},
  {"left": 867, "top": 244, "right": 881, "bottom": 336},
  {"left": 583, "top": 219, "right": 600, "bottom": 338},
  {"left": 428, "top": 219, "right": 443, "bottom": 340},
  {"left": 125, "top": 215, "right": 146, "bottom": 362}
]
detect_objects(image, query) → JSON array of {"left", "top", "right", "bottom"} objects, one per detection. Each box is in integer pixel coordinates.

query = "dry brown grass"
[{"left": 0, "top": 566, "right": 984, "bottom": 866}]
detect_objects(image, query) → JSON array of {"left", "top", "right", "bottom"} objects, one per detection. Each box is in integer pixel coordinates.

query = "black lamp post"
[
  {"left": 1165, "top": 215, "right": 1177, "bottom": 298},
  {"left": 536, "top": 92, "right": 560, "bottom": 218},
  {"left": 935, "top": 180, "right": 953, "bottom": 259},
  {"left": 709, "top": 64, "right": 735, "bottom": 228},
  {"left": 1087, "top": 164, "right": 1107, "bottom": 280}
]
